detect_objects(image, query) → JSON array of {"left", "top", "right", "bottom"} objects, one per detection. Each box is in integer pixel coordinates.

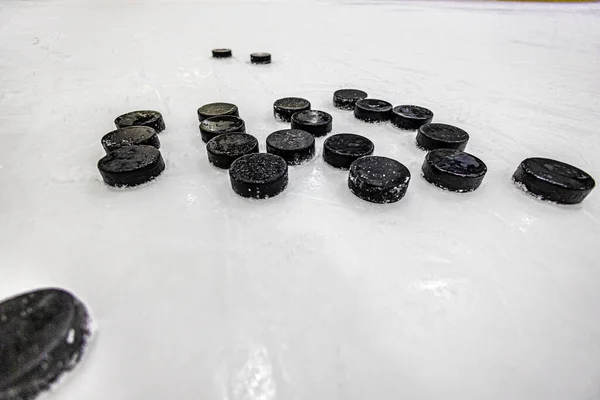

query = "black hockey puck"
[
  {"left": 229, "top": 153, "right": 288, "bottom": 199},
  {"left": 114, "top": 110, "right": 165, "bottom": 133},
  {"left": 266, "top": 129, "right": 315, "bottom": 165},
  {"left": 422, "top": 149, "right": 487, "bottom": 192},
  {"left": 348, "top": 156, "right": 411, "bottom": 204},
  {"left": 98, "top": 145, "right": 165, "bottom": 187},
  {"left": 197, "top": 102, "right": 239, "bottom": 122},
  {"left": 273, "top": 97, "right": 311, "bottom": 122},
  {"left": 354, "top": 99, "right": 393, "bottom": 122},
  {"left": 212, "top": 48, "right": 232, "bottom": 58},
  {"left": 416, "top": 123, "right": 469, "bottom": 151},
  {"left": 391, "top": 105, "right": 434, "bottom": 130},
  {"left": 333, "top": 89, "right": 368, "bottom": 111},
  {"left": 206, "top": 133, "right": 259, "bottom": 169},
  {"left": 0, "top": 288, "right": 91, "bottom": 400},
  {"left": 251, "top": 52, "right": 271, "bottom": 64},
  {"left": 323, "top": 134, "right": 374, "bottom": 169},
  {"left": 290, "top": 110, "right": 332, "bottom": 137},
  {"left": 199, "top": 115, "right": 246, "bottom": 143},
  {"left": 512, "top": 157, "right": 596, "bottom": 204},
  {"left": 101, "top": 126, "right": 160, "bottom": 153}
]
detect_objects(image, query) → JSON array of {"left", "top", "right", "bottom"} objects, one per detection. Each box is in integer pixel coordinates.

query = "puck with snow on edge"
[
  {"left": 348, "top": 156, "right": 411, "bottom": 204},
  {"left": 273, "top": 97, "right": 311, "bottom": 122},
  {"left": 206, "top": 133, "right": 259, "bottom": 169},
  {"left": 197, "top": 102, "right": 239, "bottom": 122},
  {"left": 354, "top": 99, "right": 393, "bottom": 122},
  {"left": 416, "top": 123, "right": 469, "bottom": 151},
  {"left": 392, "top": 105, "right": 434, "bottom": 130},
  {"left": 101, "top": 126, "right": 160, "bottom": 153},
  {"left": 212, "top": 48, "right": 232, "bottom": 58},
  {"left": 333, "top": 89, "right": 368, "bottom": 111},
  {"left": 114, "top": 110, "right": 166, "bottom": 133},
  {"left": 266, "top": 129, "right": 315, "bottom": 165},
  {"left": 323, "top": 134, "right": 374, "bottom": 170},
  {"left": 199, "top": 115, "right": 246, "bottom": 143},
  {"left": 422, "top": 148, "right": 487, "bottom": 192},
  {"left": 229, "top": 153, "right": 288, "bottom": 199},
  {"left": 251, "top": 52, "right": 271, "bottom": 64},
  {"left": 290, "top": 110, "right": 332, "bottom": 137},
  {"left": 98, "top": 145, "right": 165, "bottom": 187}
]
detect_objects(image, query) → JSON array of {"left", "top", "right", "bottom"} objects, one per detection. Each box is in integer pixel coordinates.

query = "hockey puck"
[
  {"left": 290, "top": 110, "right": 332, "bottom": 137},
  {"left": 206, "top": 133, "right": 259, "bottom": 169},
  {"left": 273, "top": 97, "right": 311, "bottom": 122},
  {"left": 422, "top": 149, "right": 487, "bottom": 192},
  {"left": 0, "top": 288, "right": 91, "bottom": 400},
  {"left": 199, "top": 115, "right": 246, "bottom": 143},
  {"left": 197, "top": 102, "right": 239, "bottom": 122},
  {"left": 229, "top": 153, "right": 288, "bottom": 199},
  {"left": 512, "top": 157, "right": 596, "bottom": 204},
  {"left": 101, "top": 126, "right": 160, "bottom": 153},
  {"left": 416, "top": 123, "right": 469, "bottom": 151},
  {"left": 348, "top": 156, "right": 411, "bottom": 204},
  {"left": 98, "top": 145, "right": 165, "bottom": 187},
  {"left": 323, "top": 134, "right": 374, "bottom": 169},
  {"left": 251, "top": 52, "right": 271, "bottom": 64},
  {"left": 212, "top": 48, "right": 232, "bottom": 58},
  {"left": 114, "top": 110, "right": 166, "bottom": 133},
  {"left": 333, "top": 89, "right": 368, "bottom": 110},
  {"left": 354, "top": 99, "right": 393, "bottom": 122},
  {"left": 266, "top": 129, "right": 315, "bottom": 165},
  {"left": 391, "top": 105, "right": 434, "bottom": 130}
]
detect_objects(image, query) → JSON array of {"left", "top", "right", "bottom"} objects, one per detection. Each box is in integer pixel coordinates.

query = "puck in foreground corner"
[
  {"left": 333, "top": 89, "right": 368, "bottom": 111},
  {"left": 512, "top": 157, "right": 596, "bottom": 204},
  {"left": 323, "top": 134, "right": 374, "bottom": 169},
  {"left": 273, "top": 97, "right": 311, "bottom": 122},
  {"left": 392, "top": 105, "right": 434, "bottom": 130},
  {"left": 114, "top": 110, "right": 166, "bottom": 133},
  {"left": 229, "top": 153, "right": 288, "bottom": 199},
  {"left": 348, "top": 156, "right": 411, "bottom": 204},
  {"left": 98, "top": 145, "right": 165, "bottom": 187},
  {"left": 101, "top": 126, "right": 160, "bottom": 153},
  {"left": 416, "top": 123, "right": 469, "bottom": 151},
  {"left": 266, "top": 129, "right": 315, "bottom": 165},
  {"left": 0, "top": 288, "right": 91, "bottom": 400},
  {"left": 422, "top": 148, "right": 487, "bottom": 192},
  {"left": 212, "top": 48, "right": 232, "bottom": 58},
  {"left": 354, "top": 99, "right": 393, "bottom": 122},
  {"left": 290, "top": 110, "right": 332, "bottom": 137},
  {"left": 199, "top": 115, "right": 246, "bottom": 143},
  {"left": 207, "top": 133, "right": 259, "bottom": 169},
  {"left": 251, "top": 52, "right": 271, "bottom": 64},
  {"left": 197, "top": 102, "right": 239, "bottom": 122}
]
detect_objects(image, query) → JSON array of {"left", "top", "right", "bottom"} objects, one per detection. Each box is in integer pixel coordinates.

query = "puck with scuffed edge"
[
  {"left": 348, "top": 156, "right": 411, "bottom": 204},
  {"left": 98, "top": 145, "right": 165, "bottom": 187},
  {"left": 212, "top": 48, "right": 232, "bottom": 58},
  {"left": 333, "top": 89, "right": 368, "bottom": 111},
  {"left": 422, "top": 148, "right": 487, "bottom": 192},
  {"left": 101, "top": 126, "right": 160, "bottom": 154},
  {"left": 114, "top": 110, "right": 166, "bottom": 133},
  {"left": 416, "top": 123, "right": 469, "bottom": 151},
  {"left": 251, "top": 52, "right": 271, "bottom": 64},
  {"left": 0, "top": 288, "right": 91, "bottom": 400},
  {"left": 290, "top": 110, "right": 332, "bottom": 137},
  {"left": 229, "top": 153, "right": 288, "bottom": 199},
  {"left": 273, "top": 97, "right": 311, "bottom": 122},
  {"left": 199, "top": 115, "right": 246, "bottom": 143},
  {"left": 392, "top": 105, "right": 434, "bottom": 130},
  {"left": 323, "top": 134, "right": 374, "bottom": 170},
  {"left": 206, "top": 133, "right": 259, "bottom": 169},
  {"left": 197, "top": 102, "right": 239, "bottom": 122},
  {"left": 266, "top": 129, "right": 315, "bottom": 165},
  {"left": 512, "top": 157, "right": 596, "bottom": 204},
  {"left": 354, "top": 99, "right": 393, "bottom": 122}
]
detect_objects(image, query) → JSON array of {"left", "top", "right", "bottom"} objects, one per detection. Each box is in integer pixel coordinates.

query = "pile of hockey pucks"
[{"left": 212, "top": 48, "right": 272, "bottom": 64}]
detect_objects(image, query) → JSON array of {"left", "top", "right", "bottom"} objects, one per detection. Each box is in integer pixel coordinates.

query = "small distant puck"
[
  {"left": 512, "top": 157, "right": 596, "bottom": 204},
  {"left": 98, "top": 145, "right": 165, "bottom": 187},
  {"left": 290, "top": 110, "right": 332, "bottom": 137},
  {"left": 422, "top": 149, "right": 487, "bottom": 192},
  {"left": 416, "top": 123, "right": 469, "bottom": 151},
  {"left": 266, "top": 129, "right": 315, "bottom": 165},
  {"left": 199, "top": 115, "right": 246, "bottom": 143},
  {"left": 251, "top": 52, "right": 271, "bottom": 64},
  {"left": 197, "top": 102, "right": 239, "bottom": 122},
  {"left": 348, "top": 156, "right": 411, "bottom": 204},
  {"left": 323, "top": 134, "right": 374, "bottom": 169},
  {"left": 273, "top": 97, "right": 311, "bottom": 122},
  {"left": 114, "top": 110, "right": 166, "bottom": 133},
  {"left": 101, "top": 126, "right": 160, "bottom": 153},
  {"left": 392, "top": 105, "right": 434, "bottom": 130},
  {"left": 212, "top": 48, "right": 232, "bottom": 58},
  {"left": 333, "top": 89, "right": 368, "bottom": 110},
  {"left": 354, "top": 99, "right": 393, "bottom": 122},
  {"left": 0, "top": 288, "right": 91, "bottom": 400},
  {"left": 206, "top": 133, "right": 259, "bottom": 169},
  {"left": 229, "top": 153, "right": 288, "bottom": 199}
]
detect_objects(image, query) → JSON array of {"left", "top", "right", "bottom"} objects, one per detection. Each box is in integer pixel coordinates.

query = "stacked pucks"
[
  {"left": 197, "top": 102, "right": 239, "bottom": 122},
  {"left": 101, "top": 126, "right": 160, "bottom": 153},
  {"left": 391, "top": 105, "right": 434, "bottom": 130},
  {"left": 290, "top": 110, "right": 332, "bottom": 137},
  {"left": 114, "top": 110, "right": 165, "bottom": 133},
  {"left": 251, "top": 52, "right": 271, "bottom": 64},
  {"left": 422, "top": 149, "right": 487, "bottom": 192},
  {"left": 323, "top": 134, "right": 374, "bottom": 169},
  {"left": 229, "top": 153, "right": 288, "bottom": 199},
  {"left": 333, "top": 89, "right": 368, "bottom": 111},
  {"left": 98, "top": 145, "right": 165, "bottom": 187},
  {"left": 206, "top": 133, "right": 259, "bottom": 169},
  {"left": 348, "top": 156, "right": 411, "bottom": 204},
  {"left": 416, "top": 123, "right": 469, "bottom": 151},
  {"left": 199, "top": 115, "right": 246, "bottom": 143},
  {"left": 212, "top": 48, "right": 232, "bottom": 58},
  {"left": 266, "top": 129, "right": 315, "bottom": 165},
  {"left": 273, "top": 97, "right": 311, "bottom": 122},
  {"left": 0, "top": 288, "right": 91, "bottom": 400},
  {"left": 354, "top": 99, "right": 393, "bottom": 122},
  {"left": 512, "top": 157, "right": 596, "bottom": 204}
]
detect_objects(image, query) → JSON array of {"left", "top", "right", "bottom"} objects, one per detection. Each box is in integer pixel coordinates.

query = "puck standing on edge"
[
  {"left": 273, "top": 97, "right": 311, "bottom": 122},
  {"left": 197, "top": 102, "right": 239, "bottom": 122},
  {"left": 199, "top": 115, "right": 246, "bottom": 143},
  {"left": 98, "top": 145, "right": 165, "bottom": 187},
  {"left": 266, "top": 129, "right": 315, "bottom": 165},
  {"left": 323, "top": 134, "right": 374, "bottom": 169},
  {"left": 212, "top": 48, "right": 232, "bottom": 58},
  {"left": 251, "top": 53, "right": 271, "bottom": 64},
  {"left": 416, "top": 123, "right": 469, "bottom": 151},
  {"left": 290, "top": 110, "right": 332, "bottom": 137},
  {"left": 391, "top": 105, "right": 434, "bottom": 130},
  {"left": 114, "top": 110, "right": 166, "bottom": 133},
  {"left": 333, "top": 89, "right": 368, "bottom": 111},
  {"left": 101, "top": 126, "right": 160, "bottom": 153},
  {"left": 422, "top": 149, "right": 487, "bottom": 192},
  {"left": 354, "top": 99, "right": 393, "bottom": 122},
  {"left": 206, "top": 133, "right": 259, "bottom": 169},
  {"left": 348, "top": 156, "right": 411, "bottom": 204},
  {"left": 229, "top": 153, "right": 288, "bottom": 199}
]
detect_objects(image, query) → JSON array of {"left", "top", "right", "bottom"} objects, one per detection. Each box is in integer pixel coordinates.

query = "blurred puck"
[
  {"left": 290, "top": 110, "right": 332, "bottom": 137},
  {"left": 98, "top": 145, "right": 165, "bottom": 187},
  {"left": 323, "top": 134, "right": 374, "bottom": 169},
  {"left": 212, "top": 48, "right": 232, "bottom": 58},
  {"left": 229, "top": 153, "right": 288, "bottom": 199},
  {"left": 333, "top": 89, "right": 368, "bottom": 111},
  {"left": 354, "top": 99, "right": 392, "bottom": 122},
  {"left": 391, "top": 105, "right": 434, "bottom": 130},
  {"left": 416, "top": 123, "right": 469, "bottom": 151},
  {"left": 199, "top": 115, "right": 246, "bottom": 143},
  {"left": 266, "top": 129, "right": 315, "bottom": 165},
  {"left": 197, "top": 102, "right": 239, "bottom": 122},
  {"left": 251, "top": 52, "right": 271, "bottom": 64},
  {"left": 206, "top": 133, "right": 259, "bottom": 169},
  {"left": 422, "top": 148, "right": 487, "bottom": 192},
  {"left": 114, "top": 110, "right": 165, "bottom": 133},
  {"left": 273, "top": 97, "right": 311, "bottom": 122},
  {"left": 101, "top": 126, "right": 160, "bottom": 153},
  {"left": 348, "top": 156, "right": 411, "bottom": 204}
]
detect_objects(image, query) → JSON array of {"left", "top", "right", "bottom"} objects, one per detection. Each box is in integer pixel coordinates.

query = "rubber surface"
[
  {"left": 422, "top": 148, "right": 487, "bottom": 192},
  {"left": 251, "top": 53, "right": 271, "bottom": 64},
  {"left": 101, "top": 126, "right": 160, "bottom": 153},
  {"left": 354, "top": 99, "right": 393, "bottom": 122},
  {"left": 416, "top": 123, "right": 469, "bottom": 151},
  {"left": 206, "top": 133, "right": 259, "bottom": 169},
  {"left": 97, "top": 145, "right": 165, "bottom": 187},
  {"left": 391, "top": 105, "right": 434, "bottom": 130},
  {"left": 197, "top": 102, "right": 239, "bottom": 122},
  {"left": 333, "top": 89, "right": 368, "bottom": 110},
  {"left": 266, "top": 129, "right": 315, "bottom": 165},
  {"left": 212, "top": 48, "right": 232, "bottom": 58},
  {"left": 273, "top": 97, "right": 311, "bottom": 122},
  {"left": 114, "top": 110, "right": 166, "bottom": 133},
  {"left": 229, "top": 153, "right": 288, "bottom": 199},
  {"left": 199, "top": 115, "right": 246, "bottom": 143},
  {"left": 348, "top": 156, "right": 411, "bottom": 204},
  {"left": 323, "top": 134, "right": 374, "bottom": 169},
  {"left": 290, "top": 110, "right": 332, "bottom": 137}
]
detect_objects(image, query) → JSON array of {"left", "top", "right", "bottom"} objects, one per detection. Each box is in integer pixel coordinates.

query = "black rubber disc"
[
  {"left": 229, "top": 153, "right": 288, "bottom": 199},
  {"left": 98, "top": 145, "right": 165, "bottom": 187},
  {"left": 290, "top": 110, "right": 332, "bottom": 137},
  {"left": 197, "top": 102, "right": 239, "bottom": 122},
  {"left": 251, "top": 52, "right": 271, "bottom": 64},
  {"left": 273, "top": 97, "right": 311, "bottom": 122},
  {"left": 101, "top": 126, "right": 160, "bottom": 153},
  {"left": 199, "top": 115, "right": 246, "bottom": 143},
  {"left": 206, "top": 133, "right": 259, "bottom": 169},
  {"left": 0, "top": 288, "right": 91, "bottom": 400},
  {"left": 416, "top": 123, "right": 469, "bottom": 151},
  {"left": 422, "top": 149, "right": 487, "bottom": 192},
  {"left": 114, "top": 110, "right": 165, "bottom": 133},
  {"left": 212, "top": 48, "right": 232, "bottom": 58},
  {"left": 392, "top": 105, "right": 434, "bottom": 130},
  {"left": 348, "top": 156, "right": 411, "bottom": 204},
  {"left": 266, "top": 129, "right": 315, "bottom": 165},
  {"left": 323, "top": 134, "right": 374, "bottom": 169},
  {"left": 354, "top": 99, "right": 393, "bottom": 122},
  {"left": 512, "top": 157, "right": 596, "bottom": 204},
  {"left": 333, "top": 89, "right": 368, "bottom": 111}
]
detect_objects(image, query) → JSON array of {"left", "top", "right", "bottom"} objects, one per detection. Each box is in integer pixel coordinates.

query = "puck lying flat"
[
  {"left": 392, "top": 105, "right": 434, "bottom": 130},
  {"left": 251, "top": 52, "right": 271, "bottom": 64},
  {"left": 333, "top": 89, "right": 368, "bottom": 111},
  {"left": 416, "top": 123, "right": 469, "bottom": 151},
  {"left": 290, "top": 110, "right": 332, "bottom": 137},
  {"left": 273, "top": 97, "right": 311, "bottom": 122},
  {"left": 0, "top": 288, "right": 91, "bottom": 400},
  {"left": 101, "top": 126, "right": 160, "bottom": 153},
  {"left": 229, "top": 153, "right": 288, "bottom": 199},
  {"left": 323, "top": 134, "right": 374, "bottom": 169},
  {"left": 98, "top": 145, "right": 165, "bottom": 187},
  {"left": 197, "top": 102, "right": 239, "bottom": 122},
  {"left": 354, "top": 99, "right": 393, "bottom": 122},
  {"left": 266, "top": 129, "right": 315, "bottom": 165},
  {"left": 348, "top": 156, "right": 411, "bottom": 204},
  {"left": 212, "top": 48, "right": 232, "bottom": 58},
  {"left": 207, "top": 133, "right": 259, "bottom": 169},
  {"left": 512, "top": 157, "right": 596, "bottom": 204},
  {"left": 199, "top": 115, "right": 246, "bottom": 143},
  {"left": 422, "top": 149, "right": 487, "bottom": 192},
  {"left": 114, "top": 110, "right": 166, "bottom": 133}
]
